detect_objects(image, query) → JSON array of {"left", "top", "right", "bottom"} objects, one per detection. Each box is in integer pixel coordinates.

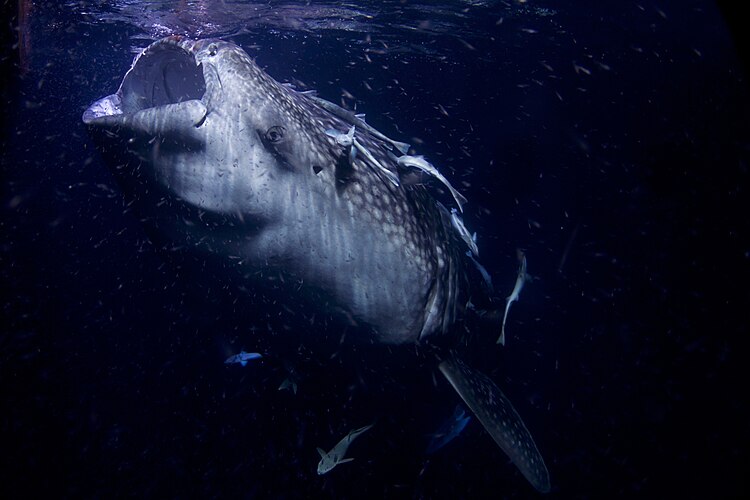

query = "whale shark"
[{"left": 82, "top": 36, "right": 550, "bottom": 493}]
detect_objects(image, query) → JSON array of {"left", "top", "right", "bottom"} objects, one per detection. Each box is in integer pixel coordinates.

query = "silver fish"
[
  {"left": 466, "top": 250, "right": 493, "bottom": 293},
  {"left": 316, "top": 423, "right": 374, "bottom": 475}
]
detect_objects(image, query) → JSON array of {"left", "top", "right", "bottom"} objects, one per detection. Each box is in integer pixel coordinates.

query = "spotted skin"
[
  {"left": 83, "top": 37, "right": 462, "bottom": 344},
  {"left": 440, "top": 357, "right": 551, "bottom": 493}
]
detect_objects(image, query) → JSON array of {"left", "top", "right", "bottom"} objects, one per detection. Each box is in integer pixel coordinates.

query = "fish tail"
[
  {"left": 438, "top": 356, "right": 550, "bottom": 493},
  {"left": 496, "top": 328, "right": 506, "bottom": 346},
  {"left": 498, "top": 297, "right": 514, "bottom": 345},
  {"left": 392, "top": 140, "right": 410, "bottom": 154},
  {"left": 453, "top": 188, "right": 468, "bottom": 212},
  {"left": 350, "top": 423, "right": 375, "bottom": 439}
]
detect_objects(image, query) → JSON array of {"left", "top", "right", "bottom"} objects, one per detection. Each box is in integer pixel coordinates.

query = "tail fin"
[
  {"left": 439, "top": 356, "right": 551, "bottom": 493},
  {"left": 348, "top": 423, "right": 375, "bottom": 441}
]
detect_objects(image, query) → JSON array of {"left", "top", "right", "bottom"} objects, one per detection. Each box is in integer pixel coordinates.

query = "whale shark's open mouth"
[{"left": 82, "top": 37, "right": 211, "bottom": 128}]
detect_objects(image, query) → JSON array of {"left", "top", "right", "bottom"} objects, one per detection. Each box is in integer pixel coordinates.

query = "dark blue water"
[{"left": 2, "top": 1, "right": 748, "bottom": 498}]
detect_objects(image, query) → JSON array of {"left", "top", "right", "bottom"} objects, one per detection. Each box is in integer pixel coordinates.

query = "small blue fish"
[
  {"left": 426, "top": 405, "right": 471, "bottom": 454},
  {"left": 224, "top": 351, "right": 262, "bottom": 367}
]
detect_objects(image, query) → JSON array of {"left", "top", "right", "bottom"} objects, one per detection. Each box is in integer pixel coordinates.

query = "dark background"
[{"left": 2, "top": 1, "right": 748, "bottom": 498}]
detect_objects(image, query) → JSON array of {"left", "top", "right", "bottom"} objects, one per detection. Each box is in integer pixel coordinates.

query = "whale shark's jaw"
[
  {"left": 81, "top": 36, "right": 286, "bottom": 222},
  {"left": 82, "top": 36, "right": 218, "bottom": 131},
  {"left": 81, "top": 36, "right": 285, "bottom": 263}
]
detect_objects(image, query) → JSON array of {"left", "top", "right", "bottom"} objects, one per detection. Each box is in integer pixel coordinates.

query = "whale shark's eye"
[
  {"left": 207, "top": 43, "right": 218, "bottom": 57},
  {"left": 265, "top": 126, "right": 285, "bottom": 143}
]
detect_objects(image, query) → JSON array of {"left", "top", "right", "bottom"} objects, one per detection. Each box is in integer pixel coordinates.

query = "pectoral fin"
[
  {"left": 316, "top": 447, "right": 327, "bottom": 459},
  {"left": 338, "top": 458, "right": 354, "bottom": 464},
  {"left": 439, "top": 357, "right": 550, "bottom": 493}
]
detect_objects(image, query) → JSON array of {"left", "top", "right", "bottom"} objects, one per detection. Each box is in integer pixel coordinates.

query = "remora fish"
[
  {"left": 450, "top": 208, "right": 479, "bottom": 256},
  {"left": 82, "top": 36, "right": 550, "bottom": 493},
  {"left": 466, "top": 250, "right": 493, "bottom": 293},
  {"left": 498, "top": 251, "right": 528, "bottom": 346},
  {"left": 396, "top": 155, "right": 468, "bottom": 212}
]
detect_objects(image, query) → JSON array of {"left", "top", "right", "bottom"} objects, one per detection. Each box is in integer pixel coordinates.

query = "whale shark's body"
[{"left": 82, "top": 36, "right": 550, "bottom": 492}]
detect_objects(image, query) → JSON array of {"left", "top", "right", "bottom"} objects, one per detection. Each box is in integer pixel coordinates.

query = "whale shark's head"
[
  {"left": 83, "top": 36, "right": 320, "bottom": 228},
  {"left": 83, "top": 36, "right": 465, "bottom": 345}
]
